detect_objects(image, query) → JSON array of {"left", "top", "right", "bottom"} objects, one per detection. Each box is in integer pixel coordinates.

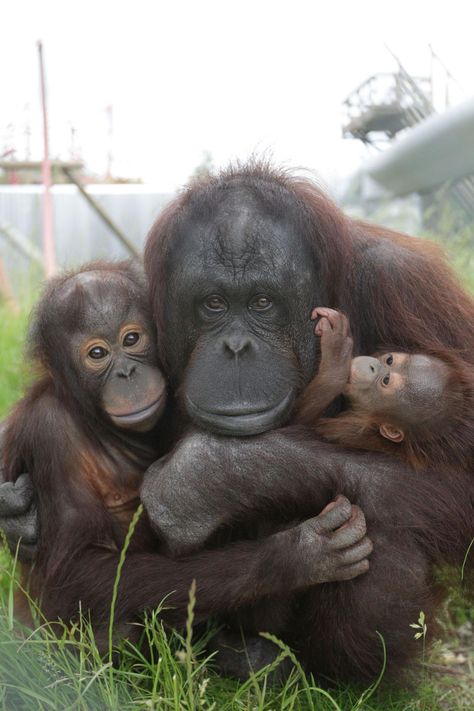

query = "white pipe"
[{"left": 365, "top": 97, "right": 474, "bottom": 196}]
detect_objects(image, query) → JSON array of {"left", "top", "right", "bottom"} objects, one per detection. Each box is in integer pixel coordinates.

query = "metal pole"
[
  {"left": 38, "top": 40, "right": 57, "bottom": 277},
  {"left": 106, "top": 104, "right": 114, "bottom": 180},
  {"left": 0, "top": 223, "right": 44, "bottom": 267},
  {"left": 62, "top": 167, "right": 140, "bottom": 258}
]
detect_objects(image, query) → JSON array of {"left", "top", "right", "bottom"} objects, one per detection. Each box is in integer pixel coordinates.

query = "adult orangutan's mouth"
[{"left": 185, "top": 391, "right": 295, "bottom": 436}]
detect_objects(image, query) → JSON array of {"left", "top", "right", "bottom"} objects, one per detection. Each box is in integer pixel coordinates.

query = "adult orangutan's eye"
[
  {"left": 249, "top": 295, "right": 272, "bottom": 311},
  {"left": 88, "top": 346, "right": 109, "bottom": 360},
  {"left": 386, "top": 354, "right": 393, "bottom": 366},
  {"left": 382, "top": 374, "right": 391, "bottom": 386},
  {"left": 204, "top": 295, "right": 227, "bottom": 312},
  {"left": 123, "top": 331, "right": 140, "bottom": 347}
]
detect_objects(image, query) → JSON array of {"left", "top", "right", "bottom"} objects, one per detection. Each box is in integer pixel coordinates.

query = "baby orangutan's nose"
[{"left": 350, "top": 356, "right": 381, "bottom": 387}]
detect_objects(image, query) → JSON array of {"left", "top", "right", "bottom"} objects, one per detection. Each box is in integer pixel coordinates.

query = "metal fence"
[{"left": 0, "top": 184, "right": 172, "bottom": 282}]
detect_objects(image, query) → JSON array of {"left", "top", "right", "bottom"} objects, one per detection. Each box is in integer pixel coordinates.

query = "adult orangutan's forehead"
[{"left": 170, "top": 193, "right": 314, "bottom": 283}]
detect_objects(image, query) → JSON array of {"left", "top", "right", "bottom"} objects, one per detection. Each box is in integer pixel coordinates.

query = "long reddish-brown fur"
[
  {"left": 4, "top": 260, "right": 326, "bottom": 650},
  {"left": 4, "top": 164, "right": 473, "bottom": 681},
  {"left": 145, "top": 161, "right": 474, "bottom": 370},
  {"left": 144, "top": 162, "right": 474, "bottom": 681}
]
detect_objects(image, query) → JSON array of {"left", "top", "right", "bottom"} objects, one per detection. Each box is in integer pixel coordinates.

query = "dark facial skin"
[
  {"left": 164, "top": 189, "right": 320, "bottom": 435},
  {"left": 50, "top": 271, "right": 167, "bottom": 432},
  {"left": 346, "top": 352, "right": 450, "bottom": 441}
]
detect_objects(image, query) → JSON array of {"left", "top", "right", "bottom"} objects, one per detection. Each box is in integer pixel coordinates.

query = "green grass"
[
  {"left": 1, "top": 522, "right": 473, "bottom": 711},
  {"left": 0, "top": 238, "right": 473, "bottom": 710},
  {"left": 0, "top": 307, "right": 30, "bottom": 418}
]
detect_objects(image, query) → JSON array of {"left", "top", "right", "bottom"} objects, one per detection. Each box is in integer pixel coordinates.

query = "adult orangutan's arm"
[{"left": 142, "top": 427, "right": 373, "bottom": 568}]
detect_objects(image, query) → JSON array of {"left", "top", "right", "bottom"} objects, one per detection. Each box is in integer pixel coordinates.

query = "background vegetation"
[{"left": 0, "top": 220, "right": 473, "bottom": 710}]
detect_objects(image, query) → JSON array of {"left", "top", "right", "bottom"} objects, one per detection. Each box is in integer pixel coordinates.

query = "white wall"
[{"left": 0, "top": 185, "right": 172, "bottom": 281}]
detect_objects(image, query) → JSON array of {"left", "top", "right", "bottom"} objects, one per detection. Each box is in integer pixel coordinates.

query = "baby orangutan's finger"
[
  {"left": 311, "top": 306, "right": 337, "bottom": 323},
  {"left": 314, "top": 316, "right": 331, "bottom": 336},
  {"left": 312, "top": 308, "right": 351, "bottom": 340}
]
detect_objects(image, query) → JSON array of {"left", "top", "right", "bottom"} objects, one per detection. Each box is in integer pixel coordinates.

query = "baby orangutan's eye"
[
  {"left": 123, "top": 331, "right": 140, "bottom": 347},
  {"left": 386, "top": 354, "right": 393, "bottom": 366},
  {"left": 382, "top": 374, "right": 391, "bottom": 387},
  {"left": 89, "top": 346, "right": 109, "bottom": 360}
]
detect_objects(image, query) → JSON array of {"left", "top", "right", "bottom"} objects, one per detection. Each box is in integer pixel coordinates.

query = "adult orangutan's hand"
[{"left": 0, "top": 472, "right": 38, "bottom": 562}]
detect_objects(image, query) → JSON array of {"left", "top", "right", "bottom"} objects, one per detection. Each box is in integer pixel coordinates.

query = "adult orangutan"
[
  {"left": 2, "top": 162, "right": 474, "bottom": 682},
  {"left": 141, "top": 162, "right": 474, "bottom": 680}
]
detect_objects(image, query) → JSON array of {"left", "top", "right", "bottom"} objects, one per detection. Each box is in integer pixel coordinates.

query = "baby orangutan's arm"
[{"left": 295, "top": 308, "right": 353, "bottom": 427}]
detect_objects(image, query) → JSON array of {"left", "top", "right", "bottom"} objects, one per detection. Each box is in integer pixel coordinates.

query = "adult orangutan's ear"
[{"left": 379, "top": 423, "right": 405, "bottom": 443}]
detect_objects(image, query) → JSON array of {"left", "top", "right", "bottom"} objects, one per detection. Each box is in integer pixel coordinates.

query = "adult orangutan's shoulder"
[{"left": 350, "top": 218, "right": 444, "bottom": 271}]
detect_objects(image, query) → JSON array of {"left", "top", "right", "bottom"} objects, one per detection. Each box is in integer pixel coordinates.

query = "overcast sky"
[{"left": 2, "top": 0, "right": 474, "bottom": 191}]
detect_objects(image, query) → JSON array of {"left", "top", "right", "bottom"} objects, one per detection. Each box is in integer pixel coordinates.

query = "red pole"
[{"left": 38, "top": 40, "right": 56, "bottom": 277}]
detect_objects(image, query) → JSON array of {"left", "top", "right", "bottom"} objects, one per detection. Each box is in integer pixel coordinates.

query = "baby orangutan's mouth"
[
  {"left": 110, "top": 396, "right": 164, "bottom": 425},
  {"left": 107, "top": 382, "right": 167, "bottom": 431}
]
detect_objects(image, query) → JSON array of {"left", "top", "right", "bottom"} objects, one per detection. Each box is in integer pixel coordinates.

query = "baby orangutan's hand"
[{"left": 311, "top": 307, "right": 353, "bottom": 388}]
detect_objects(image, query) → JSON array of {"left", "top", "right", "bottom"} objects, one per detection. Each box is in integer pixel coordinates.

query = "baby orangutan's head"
[
  {"left": 344, "top": 353, "right": 452, "bottom": 444},
  {"left": 318, "top": 350, "right": 473, "bottom": 471}
]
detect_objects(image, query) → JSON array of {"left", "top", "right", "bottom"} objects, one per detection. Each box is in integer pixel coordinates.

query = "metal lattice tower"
[{"left": 342, "top": 52, "right": 474, "bottom": 219}]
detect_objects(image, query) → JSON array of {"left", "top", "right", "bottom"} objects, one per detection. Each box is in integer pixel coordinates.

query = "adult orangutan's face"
[{"left": 161, "top": 187, "right": 322, "bottom": 435}]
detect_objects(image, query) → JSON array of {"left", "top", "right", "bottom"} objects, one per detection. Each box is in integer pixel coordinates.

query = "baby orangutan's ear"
[{"left": 379, "top": 423, "right": 405, "bottom": 443}]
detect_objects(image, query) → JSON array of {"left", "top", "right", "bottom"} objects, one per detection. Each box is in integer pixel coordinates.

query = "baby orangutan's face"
[{"left": 344, "top": 353, "right": 450, "bottom": 443}]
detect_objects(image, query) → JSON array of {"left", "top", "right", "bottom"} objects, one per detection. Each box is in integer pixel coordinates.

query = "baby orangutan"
[
  {"left": 2, "top": 261, "right": 168, "bottom": 639},
  {"left": 296, "top": 307, "right": 474, "bottom": 471}
]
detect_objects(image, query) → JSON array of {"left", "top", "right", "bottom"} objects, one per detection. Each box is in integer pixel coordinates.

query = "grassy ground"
[
  {"left": 1, "top": 536, "right": 473, "bottom": 711},
  {"left": 0, "top": 235, "right": 473, "bottom": 710},
  {"left": 0, "top": 308, "right": 30, "bottom": 417}
]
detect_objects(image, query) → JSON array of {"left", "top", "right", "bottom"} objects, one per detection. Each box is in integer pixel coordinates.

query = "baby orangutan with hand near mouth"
[{"left": 296, "top": 307, "right": 474, "bottom": 471}]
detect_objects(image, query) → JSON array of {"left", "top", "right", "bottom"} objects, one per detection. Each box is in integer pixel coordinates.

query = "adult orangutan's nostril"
[{"left": 223, "top": 335, "right": 252, "bottom": 357}]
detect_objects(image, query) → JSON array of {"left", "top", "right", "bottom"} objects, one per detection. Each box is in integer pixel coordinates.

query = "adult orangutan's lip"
[{"left": 185, "top": 391, "right": 295, "bottom": 436}]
